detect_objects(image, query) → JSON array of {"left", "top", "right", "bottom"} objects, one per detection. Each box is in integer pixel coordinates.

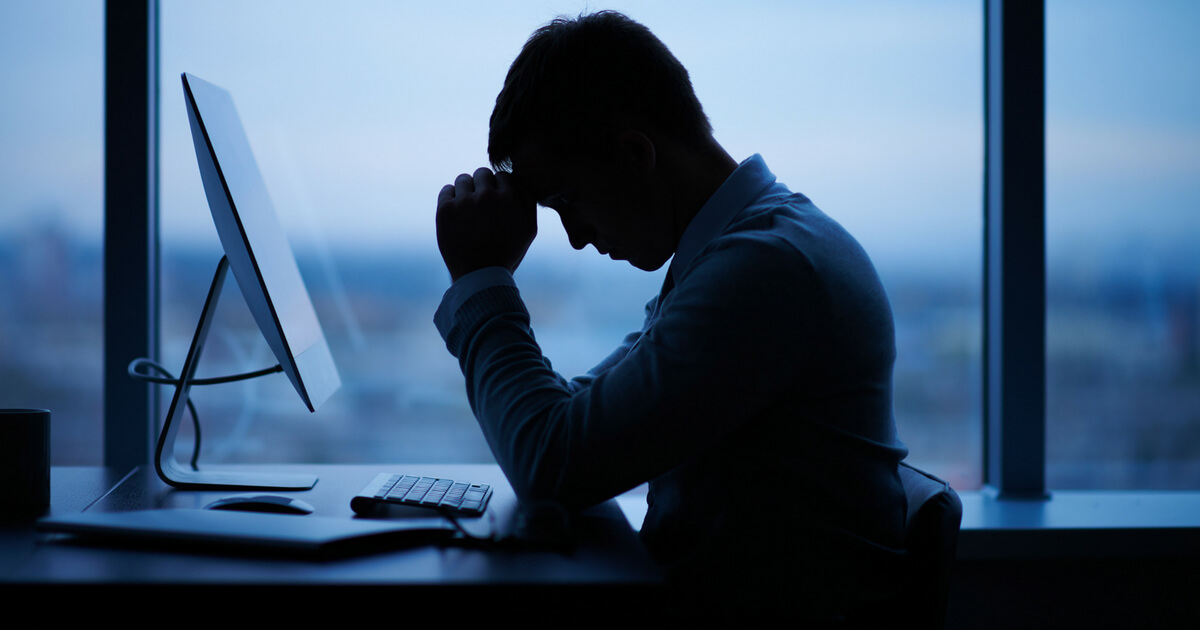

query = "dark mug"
[{"left": 0, "top": 409, "right": 50, "bottom": 511}]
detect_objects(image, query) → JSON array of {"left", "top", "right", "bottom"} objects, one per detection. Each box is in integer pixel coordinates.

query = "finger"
[
  {"left": 437, "top": 184, "right": 455, "bottom": 207},
  {"left": 473, "top": 167, "right": 497, "bottom": 193},
  {"left": 453, "top": 172, "right": 475, "bottom": 198}
]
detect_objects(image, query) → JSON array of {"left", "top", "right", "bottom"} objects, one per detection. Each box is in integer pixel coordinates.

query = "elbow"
[
  {"left": 498, "top": 421, "right": 570, "bottom": 508},
  {"left": 492, "top": 402, "right": 596, "bottom": 513}
]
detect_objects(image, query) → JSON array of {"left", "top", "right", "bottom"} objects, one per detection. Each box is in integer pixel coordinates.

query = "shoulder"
[
  {"left": 666, "top": 201, "right": 828, "bottom": 338},
  {"left": 719, "top": 194, "right": 882, "bottom": 287},
  {"left": 688, "top": 194, "right": 845, "bottom": 285},
  {"left": 675, "top": 193, "right": 891, "bottom": 334}
]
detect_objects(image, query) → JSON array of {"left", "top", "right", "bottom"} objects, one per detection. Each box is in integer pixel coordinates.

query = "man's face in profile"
[{"left": 512, "top": 141, "right": 676, "bottom": 273}]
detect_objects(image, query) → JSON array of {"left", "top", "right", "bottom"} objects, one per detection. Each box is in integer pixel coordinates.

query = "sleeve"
[
  {"left": 433, "top": 266, "right": 516, "bottom": 336},
  {"left": 437, "top": 236, "right": 817, "bottom": 511}
]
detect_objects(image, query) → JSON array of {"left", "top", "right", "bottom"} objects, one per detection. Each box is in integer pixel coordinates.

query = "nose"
[{"left": 559, "top": 210, "right": 592, "bottom": 251}]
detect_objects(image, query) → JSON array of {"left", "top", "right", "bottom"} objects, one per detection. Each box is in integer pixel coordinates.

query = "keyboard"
[{"left": 351, "top": 473, "right": 493, "bottom": 517}]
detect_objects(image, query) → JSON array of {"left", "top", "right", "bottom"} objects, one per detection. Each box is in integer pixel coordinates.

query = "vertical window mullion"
[
  {"left": 104, "top": 0, "right": 159, "bottom": 470},
  {"left": 983, "top": 0, "right": 1048, "bottom": 498}
]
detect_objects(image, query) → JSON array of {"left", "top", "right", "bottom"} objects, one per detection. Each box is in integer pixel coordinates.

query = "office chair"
[{"left": 897, "top": 462, "right": 963, "bottom": 629}]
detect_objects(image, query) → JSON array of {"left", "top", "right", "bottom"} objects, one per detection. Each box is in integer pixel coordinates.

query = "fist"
[{"left": 436, "top": 167, "right": 537, "bottom": 282}]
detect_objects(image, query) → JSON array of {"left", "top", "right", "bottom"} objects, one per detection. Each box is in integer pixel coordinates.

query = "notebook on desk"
[{"left": 37, "top": 508, "right": 457, "bottom": 558}]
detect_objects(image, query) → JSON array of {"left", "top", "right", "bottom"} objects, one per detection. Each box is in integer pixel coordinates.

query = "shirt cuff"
[{"left": 434, "top": 266, "right": 516, "bottom": 339}]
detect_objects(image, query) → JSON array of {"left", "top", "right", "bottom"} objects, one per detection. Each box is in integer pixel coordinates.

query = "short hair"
[{"left": 488, "top": 11, "right": 713, "bottom": 172}]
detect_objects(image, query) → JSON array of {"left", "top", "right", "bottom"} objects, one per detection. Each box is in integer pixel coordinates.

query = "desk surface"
[{"left": 4, "top": 464, "right": 662, "bottom": 614}]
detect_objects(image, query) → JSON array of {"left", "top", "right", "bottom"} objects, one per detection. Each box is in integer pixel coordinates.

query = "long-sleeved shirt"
[{"left": 435, "top": 154, "right": 909, "bottom": 616}]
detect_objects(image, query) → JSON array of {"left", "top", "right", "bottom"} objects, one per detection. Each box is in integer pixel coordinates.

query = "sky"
[{"left": 1, "top": 1, "right": 1197, "bottom": 274}]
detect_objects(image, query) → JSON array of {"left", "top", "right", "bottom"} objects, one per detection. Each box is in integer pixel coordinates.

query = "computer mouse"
[{"left": 204, "top": 493, "right": 315, "bottom": 515}]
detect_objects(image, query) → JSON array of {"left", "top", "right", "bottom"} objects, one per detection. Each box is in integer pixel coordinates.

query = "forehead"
[{"left": 511, "top": 143, "right": 582, "bottom": 201}]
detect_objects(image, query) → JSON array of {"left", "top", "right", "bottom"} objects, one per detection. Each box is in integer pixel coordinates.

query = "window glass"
[
  {"left": 0, "top": 2, "right": 104, "bottom": 464},
  {"left": 159, "top": 1, "right": 981, "bottom": 487},
  {"left": 1047, "top": 0, "right": 1200, "bottom": 488}
]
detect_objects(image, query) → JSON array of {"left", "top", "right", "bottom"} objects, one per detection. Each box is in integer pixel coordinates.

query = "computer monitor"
[{"left": 152, "top": 73, "right": 341, "bottom": 490}]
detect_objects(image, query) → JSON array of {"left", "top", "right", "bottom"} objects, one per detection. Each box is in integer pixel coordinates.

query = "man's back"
[{"left": 597, "top": 156, "right": 908, "bottom": 615}]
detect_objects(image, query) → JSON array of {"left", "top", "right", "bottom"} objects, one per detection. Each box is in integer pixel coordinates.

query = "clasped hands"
[{"left": 436, "top": 167, "right": 537, "bottom": 283}]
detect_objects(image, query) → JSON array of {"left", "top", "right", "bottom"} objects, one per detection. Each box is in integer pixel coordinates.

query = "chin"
[{"left": 629, "top": 257, "right": 668, "bottom": 272}]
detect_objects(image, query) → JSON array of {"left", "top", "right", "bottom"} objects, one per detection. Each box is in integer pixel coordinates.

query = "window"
[
  {"left": 149, "top": 1, "right": 984, "bottom": 481},
  {"left": 1, "top": 2, "right": 104, "bottom": 464}
]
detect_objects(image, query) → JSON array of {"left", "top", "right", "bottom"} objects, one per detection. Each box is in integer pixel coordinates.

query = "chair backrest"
[{"left": 898, "top": 462, "right": 963, "bottom": 629}]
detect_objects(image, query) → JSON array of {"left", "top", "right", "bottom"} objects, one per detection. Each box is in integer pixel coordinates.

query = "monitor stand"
[{"left": 155, "top": 255, "right": 318, "bottom": 491}]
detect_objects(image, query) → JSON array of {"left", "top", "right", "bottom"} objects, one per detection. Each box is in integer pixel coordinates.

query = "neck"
[{"left": 662, "top": 137, "right": 739, "bottom": 242}]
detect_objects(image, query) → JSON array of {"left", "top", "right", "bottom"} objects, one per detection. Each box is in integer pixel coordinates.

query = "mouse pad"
[{"left": 37, "top": 508, "right": 456, "bottom": 557}]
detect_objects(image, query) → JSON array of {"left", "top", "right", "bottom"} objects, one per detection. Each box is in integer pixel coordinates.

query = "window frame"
[{"left": 102, "top": 1, "right": 1200, "bottom": 556}]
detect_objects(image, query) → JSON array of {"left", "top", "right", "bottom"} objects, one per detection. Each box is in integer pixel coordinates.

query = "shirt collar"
[{"left": 669, "top": 154, "right": 777, "bottom": 286}]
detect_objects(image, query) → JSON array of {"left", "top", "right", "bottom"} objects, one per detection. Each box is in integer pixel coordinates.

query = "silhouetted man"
[{"left": 434, "top": 11, "right": 908, "bottom": 623}]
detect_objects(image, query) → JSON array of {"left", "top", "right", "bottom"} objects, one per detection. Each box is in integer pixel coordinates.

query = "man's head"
[
  {"left": 488, "top": 11, "right": 712, "bottom": 172},
  {"left": 488, "top": 11, "right": 719, "bottom": 272}
]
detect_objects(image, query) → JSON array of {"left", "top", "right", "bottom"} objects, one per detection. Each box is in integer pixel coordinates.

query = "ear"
[{"left": 617, "top": 130, "right": 656, "bottom": 174}]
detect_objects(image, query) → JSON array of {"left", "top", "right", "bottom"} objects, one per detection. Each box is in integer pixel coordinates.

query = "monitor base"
[{"left": 159, "top": 463, "right": 318, "bottom": 491}]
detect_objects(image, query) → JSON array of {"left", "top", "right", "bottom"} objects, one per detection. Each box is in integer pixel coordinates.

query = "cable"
[
  {"left": 437, "top": 502, "right": 576, "bottom": 552},
  {"left": 127, "top": 358, "right": 282, "bottom": 386},
  {"left": 126, "top": 358, "right": 203, "bottom": 470},
  {"left": 127, "top": 357, "right": 284, "bottom": 471},
  {"left": 439, "top": 510, "right": 494, "bottom": 543}
]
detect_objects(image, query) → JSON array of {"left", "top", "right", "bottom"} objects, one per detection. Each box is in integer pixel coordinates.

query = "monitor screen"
[{"left": 182, "top": 72, "right": 340, "bottom": 413}]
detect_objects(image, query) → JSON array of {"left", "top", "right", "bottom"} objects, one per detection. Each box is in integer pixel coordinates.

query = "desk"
[{"left": 3, "top": 465, "right": 662, "bottom": 621}]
